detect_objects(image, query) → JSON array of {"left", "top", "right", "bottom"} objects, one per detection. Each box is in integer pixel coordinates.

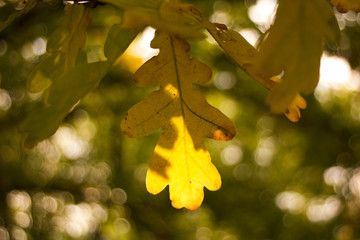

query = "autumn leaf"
[
  {"left": 200, "top": 19, "right": 306, "bottom": 122},
  {"left": 331, "top": 0, "right": 360, "bottom": 12},
  {"left": 253, "top": 0, "right": 340, "bottom": 114},
  {"left": 99, "top": 0, "right": 203, "bottom": 39},
  {"left": 121, "top": 30, "right": 236, "bottom": 210},
  {"left": 202, "top": 21, "right": 276, "bottom": 91},
  {"left": 284, "top": 94, "right": 307, "bottom": 122}
]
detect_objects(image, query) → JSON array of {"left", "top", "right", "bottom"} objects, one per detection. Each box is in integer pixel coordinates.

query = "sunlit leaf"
[
  {"left": 331, "top": 0, "right": 360, "bottom": 12},
  {"left": 284, "top": 94, "right": 307, "bottom": 122},
  {"left": 202, "top": 20, "right": 307, "bottom": 122},
  {"left": 121, "top": 31, "right": 236, "bottom": 210},
  {"left": 202, "top": 21, "right": 277, "bottom": 91},
  {"left": 99, "top": 0, "right": 203, "bottom": 39},
  {"left": 253, "top": 0, "right": 340, "bottom": 113}
]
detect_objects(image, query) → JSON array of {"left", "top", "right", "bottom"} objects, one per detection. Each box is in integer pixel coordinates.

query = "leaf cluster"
[{"left": 0, "top": 0, "right": 345, "bottom": 210}]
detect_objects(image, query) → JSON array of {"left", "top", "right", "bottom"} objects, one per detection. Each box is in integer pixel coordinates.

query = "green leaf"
[
  {"left": 26, "top": 4, "right": 92, "bottom": 93},
  {"left": 46, "top": 61, "right": 110, "bottom": 107},
  {"left": 27, "top": 53, "right": 64, "bottom": 93},
  {"left": 21, "top": 62, "right": 111, "bottom": 146},
  {"left": 104, "top": 24, "right": 139, "bottom": 63},
  {"left": 61, "top": 4, "right": 92, "bottom": 71},
  {"left": 0, "top": 0, "right": 37, "bottom": 32}
]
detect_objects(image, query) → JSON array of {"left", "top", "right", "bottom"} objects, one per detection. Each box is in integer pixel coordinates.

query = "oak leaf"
[
  {"left": 21, "top": 23, "right": 137, "bottom": 147},
  {"left": 284, "top": 94, "right": 307, "bottom": 122},
  {"left": 121, "top": 31, "right": 236, "bottom": 210},
  {"left": 27, "top": 4, "right": 91, "bottom": 93},
  {"left": 253, "top": 0, "right": 340, "bottom": 113},
  {"left": 20, "top": 62, "right": 111, "bottom": 148},
  {"left": 201, "top": 20, "right": 306, "bottom": 122},
  {"left": 61, "top": 4, "right": 92, "bottom": 71}
]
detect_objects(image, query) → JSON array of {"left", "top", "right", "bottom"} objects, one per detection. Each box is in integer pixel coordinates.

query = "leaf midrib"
[
  {"left": 169, "top": 35, "right": 233, "bottom": 138},
  {"left": 169, "top": 35, "right": 229, "bottom": 188}
]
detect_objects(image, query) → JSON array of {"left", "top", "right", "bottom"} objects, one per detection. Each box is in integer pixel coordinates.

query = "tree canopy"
[{"left": 0, "top": 0, "right": 360, "bottom": 239}]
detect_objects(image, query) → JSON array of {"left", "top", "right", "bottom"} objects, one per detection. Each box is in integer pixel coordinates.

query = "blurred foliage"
[{"left": 0, "top": 0, "right": 360, "bottom": 240}]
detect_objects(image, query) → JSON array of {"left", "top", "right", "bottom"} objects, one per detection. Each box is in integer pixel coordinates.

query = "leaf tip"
[
  {"left": 172, "top": 201, "right": 201, "bottom": 211},
  {"left": 284, "top": 94, "right": 307, "bottom": 122},
  {"left": 171, "top": 193, "right": 203, "bottom": 210},
  {"left": 212, "top": 128, "right": 236, "bottom": 141}
]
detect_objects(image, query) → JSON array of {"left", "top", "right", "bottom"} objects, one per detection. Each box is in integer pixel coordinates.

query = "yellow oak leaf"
[
  {"left": 331, "top": 0, "right": 360, "bottom": 12},
  {"left": 284, "top": 94, "right": 307, "bottom": 122},
  {"left": 121, "top": 30, "right": 236, "bottom": 210},
  {"left": 201, "top": 20, "right": 307, "bottom": 122},
  {"left": 202, "top": 20, "right": 276, "bottom": 91},
  {"left": 253, "top": 0, "right": 340, "bottom": 114}
]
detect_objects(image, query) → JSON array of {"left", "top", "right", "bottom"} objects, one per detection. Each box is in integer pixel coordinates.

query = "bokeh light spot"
[
  {"left": 0, "top": 89, "right": 11, "bottom": 112},
  {"left": 84, "top": 188, "right": 101, "bottom": 202},
  {"left": 210, "top": 10, "right": 232, "bottom": 26},
  {"left": 238, "top": 28, "right": 260, "bottom": 47},
  {"left": 7, "top": 191, "right": 32, "bottom": 212},
  {"left": 14, "top": 212, "right": 31, "bottom": 228},
  {"left": 254, "top": 136, "right": 277, "bottom": 167},
  {"left": 221, "top": 145, "right": 243, "bottom": 166},
  {"left": 114, "top": 218, "right": 131, "bottom": 234},
  {"left": 11, "top": 227, "right": 27, "bottom": 240},
  {"left": 248, "top": 0, "right": 277, "bottom": 31},
  {"left": 32, "top": 37, "right": 47, "bottom": 56},
  {"left": 275, "top": 191, "right": 306, "bottom": 214},
  {"left": 306, "top": 196, "right": 342, "bottom": 223},
  {"left": 0, "top": 227, "right": 10, "bottom": 240},
  {"left": 219, "top": 99, "right": 238, "bottom": 119},
  {"left": 111, "top": 188, "right": 127, "bottom": 205},
  {"left": 196, "top": 227, "right": 213, "bottom": 240},
  {"left": 349, "top": 169, "right": 360, "bottom": 198},
  {"left": 323, "top": 166, "right": 348, "bottom": 187},
  {"left": 0, "top": 39, "right": 7, "bottom": 57},
  {"left": 53, "top": 126, "right": 90, "bottom": 160},
  {"left": 42, "top": 196, "right": 58, "bottom": 213},
  {"left": 214, "top": 71, "right": 236, "bottom": 90},
  {"left": 317, "top": 53, "right": 356, "bottom": 91}
]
